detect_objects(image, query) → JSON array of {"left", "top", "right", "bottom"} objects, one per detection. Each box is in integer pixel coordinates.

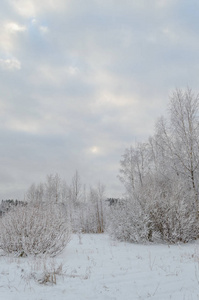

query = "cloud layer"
[{"left": 1, "top": 0, "right": 199, "bottom": 199}]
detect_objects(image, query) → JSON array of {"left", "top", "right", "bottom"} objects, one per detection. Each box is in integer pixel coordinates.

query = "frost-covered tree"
[
  {"left": 25, "top": 173, "right": 107, "bottom": 234},
  {"left": 118, "top": 143, "right": 150, "bottom": 196},
  {"left": 110, "top": 88, "right": 199, "bottom": 244},
  {"left": 72, "top": 183, "right": 107, "bottom": 233},
  {"left": 156, "top": 89, "right": 199, "bottom": 212},
  {"left": 45, "top": 173, "right": 62, "bottom": 203}
]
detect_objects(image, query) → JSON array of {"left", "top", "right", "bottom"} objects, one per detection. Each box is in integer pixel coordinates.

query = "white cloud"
[
  {"left": 6, "top": 119, "right": 39, "bottom": 133},
  {"left": 31, "top": 18, "right": 37, "bottom": 25},
  {"left": 5, "top": 22, "right": 26, "bottom": 33},
  {"left": 29, "top": 64, "right": 80, "bottom": 87},
  {"left": 0, "top": 32, "right": 13, "bottom": 52},
  {"left": 10, "top": 0, "right": 36, "bottom": 18},
  {"left": 39, "top": 26, "right": 49, "bottom": 34},
  {"left": 10, "top": 0, "right": 68, "bottom": 18},
  {"left": 97, "top": 91, "right": 132, "bottom": 107},
  {"left": 0, "top": 58, "right": 21, "bottom": 70},
  {"left": 31, "top": 18, "right": 49, "bottom": 34},
  {"left": 161, "top": 27, "right": 178, "bottom": 41},
  {"left": 155, "top": 0, "right": 177, "bottom": 8},
  {"left": 68, "top": 66, "right": 79, "bottom": 76},
  {"left": 0, "top": 21, "right": 26, "bottom": 53}
]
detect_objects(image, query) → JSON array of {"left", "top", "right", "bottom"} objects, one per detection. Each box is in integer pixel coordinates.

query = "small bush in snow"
[
  {"left": 33, "top": 261, "right": 64, "bottom": 285},
  {"left": 0, "top": 202, "right": 70, "bottom": 257}
]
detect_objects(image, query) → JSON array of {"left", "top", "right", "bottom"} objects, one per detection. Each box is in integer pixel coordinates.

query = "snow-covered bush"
[
  {"left": 108, "top": 199, "right": 158, "bottom": 244},
  {"left": 108, "top": 178, "right": 199, "bottom": 244},
  {"left": 0, "top": 202, "right": 71, "bottom": 257},
  {"left": 149, "top": 184, "right": 198, "bottom": 243}
]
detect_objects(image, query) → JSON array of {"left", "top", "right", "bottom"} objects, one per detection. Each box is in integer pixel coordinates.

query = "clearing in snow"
[{"left": 0, "top": 234, "right": 199, "bottom": 300}]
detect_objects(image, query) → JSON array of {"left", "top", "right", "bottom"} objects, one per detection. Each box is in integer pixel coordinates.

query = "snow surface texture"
[{"left": 0, "top": 234, "right": 199, "bottom": 300}]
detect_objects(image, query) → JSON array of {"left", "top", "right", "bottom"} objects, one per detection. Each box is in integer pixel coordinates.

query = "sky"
[{"left": 1, "top": 0, "right": 199, "bottom": 200}]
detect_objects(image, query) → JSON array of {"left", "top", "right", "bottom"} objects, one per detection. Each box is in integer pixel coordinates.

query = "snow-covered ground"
[{"left": 0, "top": 234, "right": 199, "bottom": 300}]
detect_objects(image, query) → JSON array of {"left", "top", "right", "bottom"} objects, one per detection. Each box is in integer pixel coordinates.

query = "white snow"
[{"left": 0, "top": 234, "right": 199, "bottom": 300}]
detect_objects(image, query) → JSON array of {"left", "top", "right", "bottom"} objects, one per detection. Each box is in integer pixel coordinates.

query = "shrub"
[
  {"left": 108, "top": 200, "right": 155, "bottom": 243},
  {"left": 0, "top": 202, "right": 70, "bottom": 256},
  {"left": 108, "top": 183, "right": 199, "bottom": 244}
]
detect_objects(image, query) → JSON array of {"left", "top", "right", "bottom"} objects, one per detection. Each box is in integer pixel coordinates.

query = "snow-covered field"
[{"left": 0, "top": 234, "right": 199, "bottom": 300}]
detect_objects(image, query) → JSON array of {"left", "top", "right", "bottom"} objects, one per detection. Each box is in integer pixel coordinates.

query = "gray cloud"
[{"left": 1, "top": 0, "right": 199, "bottom": 199}]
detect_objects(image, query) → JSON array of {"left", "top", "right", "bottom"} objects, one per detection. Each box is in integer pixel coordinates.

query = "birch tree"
[{"left": 155, "top": 89, "right": 199, "bottom": 212}]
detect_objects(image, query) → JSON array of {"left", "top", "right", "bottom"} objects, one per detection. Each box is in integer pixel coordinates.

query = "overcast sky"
[{"left": 1, "top": 0, "right": 199, "bottom": 199}]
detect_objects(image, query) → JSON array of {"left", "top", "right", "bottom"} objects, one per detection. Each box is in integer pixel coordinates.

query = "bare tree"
[
  {"left": 70, "top": 170, "right": 82, "bottom": 205},
  {"left": 89, "top": 183, "right": 106, "bottom": 233},
  {"left": 155, "top": 88, "right": 199, "bottom": 212},
  {"left": 45, "top": 174, "right": 62, "bottom": 203},
  {"left": 26, "top": 183, "right": 44, "bottom": 203},
  {"left": 118, "top": 143, "right": 150, "bottom": 196}
]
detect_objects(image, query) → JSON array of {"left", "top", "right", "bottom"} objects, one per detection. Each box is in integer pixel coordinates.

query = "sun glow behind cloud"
[{"left": 90, "top": 146, "right": 100, "bottom": 154}]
